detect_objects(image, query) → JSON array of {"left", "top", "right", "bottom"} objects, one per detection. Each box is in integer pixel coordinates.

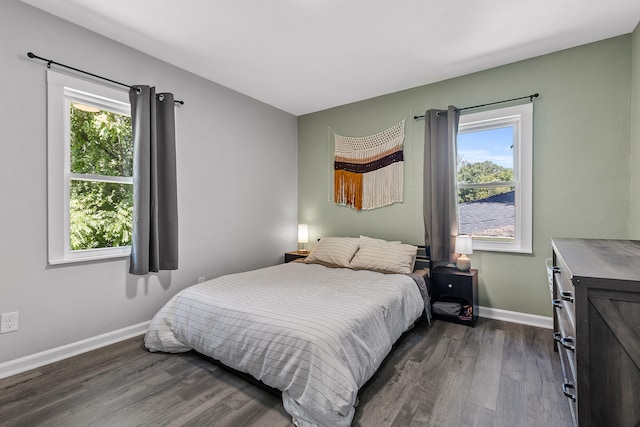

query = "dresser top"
[{"left": 552, "top": 238, "right": 640, "bottom": 284}]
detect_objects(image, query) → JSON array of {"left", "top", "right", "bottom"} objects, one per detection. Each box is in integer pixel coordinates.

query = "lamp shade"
[
  {"left": 297, "top": 224, "right": 309, "bottom": 244},
  {"left": 455, "top": 235, "right": 473, "bottom": 255}
]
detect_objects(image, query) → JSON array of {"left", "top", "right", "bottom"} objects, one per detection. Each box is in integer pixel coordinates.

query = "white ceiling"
[{"left": 21, "top": 0, "right": 640, "bottom": 116}]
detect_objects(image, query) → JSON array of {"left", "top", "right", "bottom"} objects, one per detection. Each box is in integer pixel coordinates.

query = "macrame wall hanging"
[{"left": 333, "top": 118, "right": 406, "bottom": 210}]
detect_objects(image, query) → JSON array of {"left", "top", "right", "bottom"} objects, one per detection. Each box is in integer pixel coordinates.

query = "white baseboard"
[
  {"left": 480, "top": 306, "right": 553, "bottom": 329},
  {"left": 0, "top": 321, "right": 150, "bottom": 380}
]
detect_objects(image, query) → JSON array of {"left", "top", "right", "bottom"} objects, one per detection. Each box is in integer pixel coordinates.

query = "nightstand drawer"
[
  {"left": 284, "top": 251, "right": 308, "bottom": 263},
  {"left": 433, "top": 274, "right": 471, "bottom": 299}
]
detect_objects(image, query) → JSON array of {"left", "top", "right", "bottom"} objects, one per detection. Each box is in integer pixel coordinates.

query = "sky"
[{"left": 457, "top": 126, "right": 514, "bottom": 169}]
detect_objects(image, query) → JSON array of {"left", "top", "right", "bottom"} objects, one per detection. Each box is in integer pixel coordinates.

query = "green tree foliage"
[
  {"left": 457, "top": 160, "right": 513, "bottom": 203},
  {"left": 69, "top": 105, "right": 133, "bottom": 250}
]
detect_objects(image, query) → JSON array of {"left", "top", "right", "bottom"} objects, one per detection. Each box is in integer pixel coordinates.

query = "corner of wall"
[{"left": 630, "top": 20, "right": 640, "bottom": 238}]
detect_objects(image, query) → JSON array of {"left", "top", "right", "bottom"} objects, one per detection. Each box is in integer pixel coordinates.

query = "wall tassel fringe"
[{"left": 333, "top": 119, "right": 405, "bottom": 210}]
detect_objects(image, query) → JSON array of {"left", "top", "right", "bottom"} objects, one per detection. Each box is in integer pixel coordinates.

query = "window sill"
[
  {"left": 473, "top": 243, "right": 532, "bottom": 254},
  {"left": 48, "top": 248, "right": 131, "bottom": 265}
]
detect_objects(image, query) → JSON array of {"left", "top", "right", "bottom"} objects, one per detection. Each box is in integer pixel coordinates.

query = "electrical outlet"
[
  {"left": 197, "top": 276, "right": 206, "bottom": 283},
  {"left": 1, "top": 312, "right": 19, "bottom": 333}
]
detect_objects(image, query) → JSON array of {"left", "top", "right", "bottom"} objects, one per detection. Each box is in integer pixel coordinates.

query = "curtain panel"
[
  {"left": 423, "top": 106, "right": 459, "bottom": 262},
  {"left": 129, "top": 86, "right": 178, "bottom": 275}
]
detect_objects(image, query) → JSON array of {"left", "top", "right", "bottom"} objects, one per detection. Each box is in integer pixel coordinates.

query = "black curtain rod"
[
  {"left": 413, "top": 93, "right": 538, "bottom": 120},
  {"left": 27, "top": 52, "right": 184, "bottom": 105}
]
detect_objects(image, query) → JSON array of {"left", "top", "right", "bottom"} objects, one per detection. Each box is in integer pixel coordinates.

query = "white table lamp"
[
  {"left": 455, "top": 235, "right": 473, "bottom": 271},
  {"left": 298, "top": 224, "right": 309, "bottom": 253}
]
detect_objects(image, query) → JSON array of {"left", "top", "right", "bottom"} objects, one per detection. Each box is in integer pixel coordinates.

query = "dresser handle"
[
  {"left": 552, "top": 299, "right": 562, "bottom": 309},
  {"left": 560, "top": 291, "right": 574, "bottom": 303},
  {"left": 561, "top": 337, "right": 575, "bottom": 352},
  {"left": 553, "top": 333, "right": 575, "bottom": 352},
  {"left": 562, "top": 383, "right": 576, "bottom": 401}
]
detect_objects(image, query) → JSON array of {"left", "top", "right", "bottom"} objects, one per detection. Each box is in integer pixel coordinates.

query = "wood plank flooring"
[{"left": 0, "top": 318, "right": 573, "bottom": 426}]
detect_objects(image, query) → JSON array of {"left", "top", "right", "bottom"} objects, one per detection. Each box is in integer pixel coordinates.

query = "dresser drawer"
[
  {"left": 555, "top": 251, "right": 573, "bottom": 293},
  {"left": 557, "top": 339, "right": 577, "bottom": 424},
  {"left": 554, "top": 307, "right": 576, "bottom": 380},
  {"left": 553, "top": 256, "right": 576, "bottom": 331},
  {"left": 552, "top": 294, "right": 575, "bottom": 332}
]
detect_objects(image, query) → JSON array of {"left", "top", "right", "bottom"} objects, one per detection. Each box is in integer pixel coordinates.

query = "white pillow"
[
  {"left": 304, "top": 237, "right": 360, "bottom": 268},
  {"left": 350, "top": 240, "right": 418, "bottom": 274}
]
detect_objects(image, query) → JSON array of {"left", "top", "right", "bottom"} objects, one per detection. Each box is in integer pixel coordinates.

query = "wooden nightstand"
[
  {"left": 284, "top": 251, "right": 308, "bottom": 263},
  {"left": 431, "top": 266, "right": 478, "bottom": 327}
]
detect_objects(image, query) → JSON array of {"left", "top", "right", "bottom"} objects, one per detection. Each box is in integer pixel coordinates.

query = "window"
[
  {"left": 456, "top": 103, "right": 533, "bottom": 253},
  {"left": 47, "top": 70, "right": 132, "bottom": 264}
]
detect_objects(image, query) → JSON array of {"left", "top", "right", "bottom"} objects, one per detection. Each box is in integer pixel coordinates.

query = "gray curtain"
[
  {"left": 423, "top": 106, "right": 460, "bottom": 262},
  {"left": 129, "top": 86, "right": 178, "bottom": 275}
]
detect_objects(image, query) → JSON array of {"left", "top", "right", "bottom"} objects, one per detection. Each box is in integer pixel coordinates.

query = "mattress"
[{"left": 145, "top": 261, "right": 425, "bottom": 426}]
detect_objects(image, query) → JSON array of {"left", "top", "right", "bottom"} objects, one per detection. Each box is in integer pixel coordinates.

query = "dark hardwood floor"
[{"left": 0, "top": 318, "right": 572, "bottom": 426}]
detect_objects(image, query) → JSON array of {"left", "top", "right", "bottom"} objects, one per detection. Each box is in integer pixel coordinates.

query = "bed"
[{"left": 145, "top": 236, "right": 430, "bottom": 426}]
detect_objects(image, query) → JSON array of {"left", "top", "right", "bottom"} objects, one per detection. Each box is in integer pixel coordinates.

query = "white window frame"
[
  {"left": 47, "top": 70, "right": 132, "bottom": 265},
  {"left": 456, "top": 103, "right": 533, "bottom": 254}
]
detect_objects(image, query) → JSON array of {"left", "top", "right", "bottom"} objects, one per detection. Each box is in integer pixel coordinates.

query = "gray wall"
[
  {"left": 0, "top": 0, "right": 298, "bottom": 363},
  {"left": 298, "top": 35, "right": 633, "bottom": 317}
]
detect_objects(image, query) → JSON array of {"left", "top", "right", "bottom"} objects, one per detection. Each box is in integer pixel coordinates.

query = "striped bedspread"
[{"left": 145, "top": 262, "right": 425, "bottom": 427}]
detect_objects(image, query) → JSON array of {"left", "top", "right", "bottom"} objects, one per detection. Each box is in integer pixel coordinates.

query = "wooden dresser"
[{"left": 550, "top": 238, "right": 640, "bottom": 426}]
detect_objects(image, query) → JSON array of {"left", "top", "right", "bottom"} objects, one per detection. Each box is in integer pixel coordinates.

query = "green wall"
[{"left": 298, "top": 35, "right": 632, "bottom": 317}]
